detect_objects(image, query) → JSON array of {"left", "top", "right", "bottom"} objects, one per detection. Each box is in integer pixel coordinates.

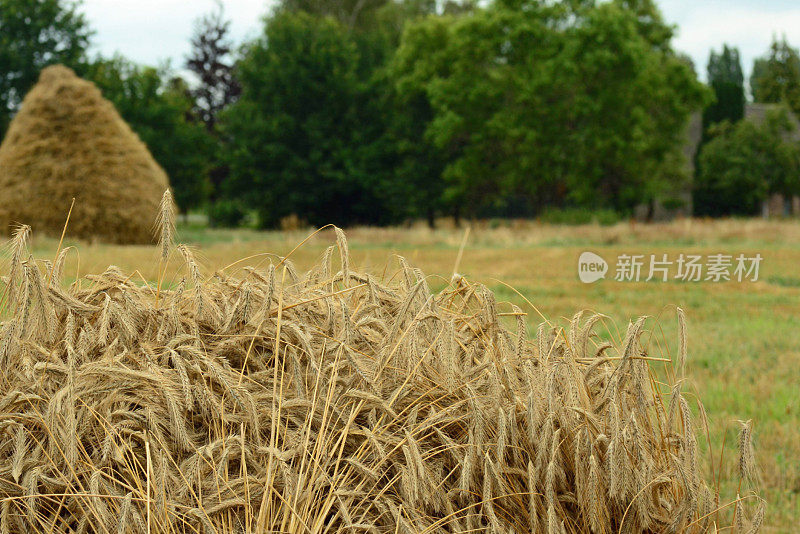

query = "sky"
[
  {"left": 81, "top": 0, "right": 270, "bottom": 69},
  {"left": 82, "top": 0, "right": 800, "bottom": 83},
  {"left": 660, "top": 0, "right": 800, "bottom": 81}
]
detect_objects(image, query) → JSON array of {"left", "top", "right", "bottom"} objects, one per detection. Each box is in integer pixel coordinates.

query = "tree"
[
  {"left": 223, "top": 11, "right": 405, "bottom": 228},
  {"left": 695, "top": 106, "right": 800, "bottom": 216},
  {"left": 0, "top": 0, "right": 92, "bottom": 136},
  {"left": 392, "top": 0, "right": 708, "bottom": 217},
  {"left": 704, "top": 45, "right": 745, "bottom": 128},
  {"left": 751, "top": 37, "right": 800, "bottom": 115},
  {"left": 278, "top": 0, "right": 389, "bottom": 30},
  {"left": 185, "top": 3, "right": 241, "bottom": 204},
  {"left": 185, "top": 3, "right": 240, "bottom": 133},
  {"left": 696, "top": 45, "right": 745, "bottom": 197},
  {"left": 223, "top": 0, "right": 465, "bottom": 227},
  {"left": 84, "top": 56, "right": 213, "bottom": 213},
  {"left": 390, "top": 79, "right": 448, "bottom": 226}
]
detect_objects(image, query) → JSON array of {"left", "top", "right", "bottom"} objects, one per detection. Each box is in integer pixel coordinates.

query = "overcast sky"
[{"left": 82, "top": 0, "right": 800, "bottom": 83}]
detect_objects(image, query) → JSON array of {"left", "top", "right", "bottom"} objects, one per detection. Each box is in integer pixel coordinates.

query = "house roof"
[{"left": 685, "top": 103, "right": 800, "bottom": 164}]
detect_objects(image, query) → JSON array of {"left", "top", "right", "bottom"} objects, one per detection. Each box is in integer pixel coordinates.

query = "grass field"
[{"left": 23, "top": 217, "right": 800, "bottom": 532}]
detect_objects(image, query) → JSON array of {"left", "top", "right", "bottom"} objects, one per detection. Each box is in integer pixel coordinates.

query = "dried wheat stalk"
[{"left": 0, "top": 217, "right": 763, "bottom": 533}]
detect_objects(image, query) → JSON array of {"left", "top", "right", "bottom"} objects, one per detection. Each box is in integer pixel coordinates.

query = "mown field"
[{"left": 26, "top": 217, "right": 800, "bottom": 532}]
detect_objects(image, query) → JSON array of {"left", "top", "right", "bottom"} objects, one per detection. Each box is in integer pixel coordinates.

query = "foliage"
[
  {"left": 696, "top": 106, "right": 800, "bottom": 216},
  {"left": 207, "top": 198, "right": 248, "bottom": 227},
  {"left": 84, "top": 56, "right": 213, "bottom": 213},
  {"left": 185, "top": 4, "right": 241, "bottom": 203},
  {"left": 0, "top": 0, "right": 91, "bottom": 136},
  {"left": 696, "top": 44, "right": 745, "bottom": 197},
  {"left": 539, "top": 207, "right": 621, "bottom": 226},
  {"left": 277, "top": 0, "right": 391, "bottom": 31},
  {"left": 185, "top": 3, "right": 240, "bottom": 132},
  {"left": 392, "top": 0, "right": 708, "bottom": 218},
  {"left": 704, "top": 44, "right": 745, "bottom": 129},
  {"left": 751, "top": 37, "right": 800, "bottom": 116},
  {"left": 223, "top": 11, "right": 406, "bottom": 228},
  {"left": 389, "top": 84, "right": 448, "bottom": 224}
]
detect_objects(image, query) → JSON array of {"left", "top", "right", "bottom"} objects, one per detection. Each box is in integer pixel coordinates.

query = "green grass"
[{"left": 25, "top": 218, "right": 800, "bottom": 532}]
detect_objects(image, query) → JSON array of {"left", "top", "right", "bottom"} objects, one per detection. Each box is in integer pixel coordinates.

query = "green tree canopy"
[
  {"left": 84, "top": 56, "right": 213, "bottom": 213},
  {"left": 751, "top": 37, "right": 800, "bottom": 114},
  {"left": 0, "top": 0, "right": 92, "bottom": 136},
  {"left": 704, "top": 44, "right": 745, "bottom": 128},
  {"left": 392, "top": 0, "right": 708, "bottom": 217},
  {"left": 696, "top": 106, "right": 800, "bottom": 216},
  {"left": 223, "top": 11, "right": 407, "bottom": 227},
  {"left": 279, "top": 0, "right": 387, "bottom": 30}
]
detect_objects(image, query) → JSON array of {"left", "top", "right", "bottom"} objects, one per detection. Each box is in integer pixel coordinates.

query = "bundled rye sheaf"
[{"left": 0, "top": 211, "right": 764, "bottom": 532}]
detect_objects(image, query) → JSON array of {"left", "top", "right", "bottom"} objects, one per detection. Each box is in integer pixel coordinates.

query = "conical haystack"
[{"left": 0, "top": 65, "right": 169, "bottom": 244}]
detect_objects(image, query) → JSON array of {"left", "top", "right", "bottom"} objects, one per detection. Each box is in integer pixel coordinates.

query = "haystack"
[
  {"left": 0, "top": 65, "right": 169, "bottom": 244},
  {"left": 0, "top": 219, "right": 765, "bottom": 532}
]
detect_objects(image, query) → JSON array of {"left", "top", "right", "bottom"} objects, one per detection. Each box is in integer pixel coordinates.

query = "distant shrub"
[
  {"left": 660, "top": 197, "right": 687, "bottom": 212},
  {"left": 539, "top": 207, "right": 621, "bottom": 226},
  {"left": 487, "top": 218, "right": 510, "bottom": 229},
  {"left": 208, "top": 199, "right": 247, "bottom": 227}
]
